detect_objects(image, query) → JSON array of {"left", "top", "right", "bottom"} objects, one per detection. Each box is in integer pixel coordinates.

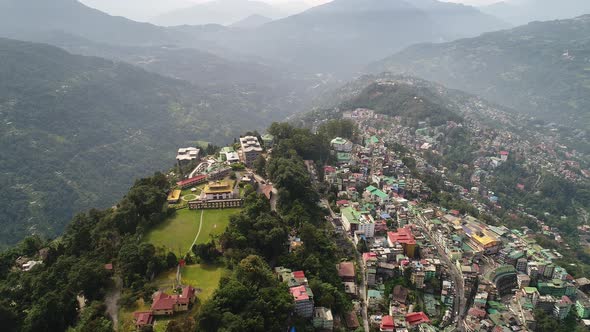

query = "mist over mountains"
[
  {"left": 480, "top": 0, "right": 590, "bottom": 25},
  {"left": 370, "top": 14, "right": 590, "bottom": 133}
]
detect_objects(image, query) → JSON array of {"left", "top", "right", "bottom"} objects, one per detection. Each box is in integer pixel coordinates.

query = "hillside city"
[
  {"left": 115, "top": 87, "right": 590, "bottom": 331},
  {"left": 3, "top": 1, "right": 590, "bottom": 332}
]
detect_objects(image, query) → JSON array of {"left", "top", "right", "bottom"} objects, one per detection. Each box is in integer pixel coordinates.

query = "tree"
[
  {"left": 192, "top": 241, "right": 220, "bottom": 264},
  {"left": 254, "top": 155, "right": 267, "bottom": 177}
]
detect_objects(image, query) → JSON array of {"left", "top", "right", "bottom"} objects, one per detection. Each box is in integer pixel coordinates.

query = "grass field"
[
  {"left": 145, "top": 209, "right": 199, "bottom": 254},
  {"left": 145, "top": 208, "right": 240, "bottom": 255},
  {"left": 196, "top": 209, "right": 240, "bottom": 245}
]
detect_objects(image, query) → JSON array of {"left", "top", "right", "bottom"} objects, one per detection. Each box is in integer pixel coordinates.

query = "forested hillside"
[
  {"left": 0, "top": 38, "right": 270, "bottom": 246},
  {"left": 371, "top": 15, "right": 590, "bottom": 131}
]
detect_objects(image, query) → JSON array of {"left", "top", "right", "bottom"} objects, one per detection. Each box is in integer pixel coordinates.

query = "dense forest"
[
  {"left": 0, "top": 173, "right": 174, "bottom": 331},
  {"left": 0, "top": 38, "right": 279, "bottom": 247}
]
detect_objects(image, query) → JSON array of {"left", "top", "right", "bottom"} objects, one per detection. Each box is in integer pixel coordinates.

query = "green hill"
[
  {"left": 0, "top": 38, "right": 267, "bottom": 247},
  {"left": 370, "top": 15, "right": 590, "bottom": 130}
]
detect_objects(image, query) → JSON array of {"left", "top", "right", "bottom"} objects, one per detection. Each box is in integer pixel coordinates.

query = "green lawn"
[
  {"left": 145, "top": 209, "right": 200, "bottom": 255},
  {"left": 197, "top": 209, "right": 240, "bottom": 245},
  {"left": 145, "top": 208, "right": 240, "bottom": 255}
]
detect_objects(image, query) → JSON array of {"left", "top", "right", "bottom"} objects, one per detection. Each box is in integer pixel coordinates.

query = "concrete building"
[
  {"left": 313, "top": 307, "right": 334, "bottom": 330},
  {"left": 387, "top": 227, "right": 417, "bottom": 258},
  {"left": 239, "top": 136, "right": 263, "bottom": 167},
  {"left": 176, "top": 147, "right": 200, "bottom": 166},
  {"left": 291, "top": 285, "right": 314, "bottom": 318},
  {"left": 331, "top": 137, "right": 353, "bottom": 152}
]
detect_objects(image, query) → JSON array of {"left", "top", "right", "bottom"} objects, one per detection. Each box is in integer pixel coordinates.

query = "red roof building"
[
  {"left": 133, "top": 311, "right": 154, "bottom": 329},
  {"left": 290, "top": 285, "right": 310, "bottom": 301},
  {"left": 176, "top": 175, "right": 207, "bottom": 189},
  {"left": 151, "top": 286, "right": 196, "bottom": 315},
  {"left": 387, "top": 226, "right": 417, "bottom": 258},
  {"left": 468, "top": 307, "right": 486, "bottom": 318},
  {"left": 405, "top": 312, "right": 430, "bottom": 326},
  {"left": 380, "top": 315, "right": 395, "bottom": 332},
  {"left": 362, "top": 252, "right": 378, "bottom": 264}
]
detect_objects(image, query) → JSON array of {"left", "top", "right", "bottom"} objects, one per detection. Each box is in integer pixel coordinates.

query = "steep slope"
[
  {"left": 480, "top": 0, "right": 590, "bottom": 26},
  {"left": 219, "top": 0, "right": 508, "bottom": 73},
  {"left": 0, "top": 38, "right": 270, "bottom": 247},
  {"left": 152, "top": 0, "right": 285, "bottom": 26},
  {"left": 370, "top": 15, "right": 590, "bottom": 130}
]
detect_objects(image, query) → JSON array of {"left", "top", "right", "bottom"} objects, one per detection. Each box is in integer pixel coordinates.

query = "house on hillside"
[
  {"left": 133, "top": 311, "right": 154, "bottom": 330},
  {"left": 150, "top": 286, "right": 196, "bottom": 316}
]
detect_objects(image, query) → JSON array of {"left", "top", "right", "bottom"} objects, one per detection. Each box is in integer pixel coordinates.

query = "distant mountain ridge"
[
  {"left": 211, "top": 0, "right": 509, "bottom": 73},
  {"left": 231, "top": 14, "right": 273, "bottom": 28},
  {"left": 152, "top": 0, "right": 286, "bottom": 26},
  {"left": 480, "top": 0, "right": 590, "bottom": 25},
  {"left": 370, "top": 15, "right": 590, "bottom": 131},
  {"left": 0, "top": 0, "right": 182, "bottom": 46}
]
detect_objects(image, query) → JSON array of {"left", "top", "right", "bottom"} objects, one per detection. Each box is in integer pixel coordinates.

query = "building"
[
  {"left": 221, "top": 147, "right": 240, "bottom": 163},
  {"left": 337, "top": 262, "right": 355, "bottom": 282},
  {"left": 387, "top": 227, "right": 417, "bottom": 258},
  {"left": 240, "top": 136, "right": 263, "bottom": 167},
  {"left": 313, "top": 307, "right": 334, "bottom": 330},
  {"left": 291, "top": 285, "right": 314, "bottom": 318},
  {"left": 176, "top": 147, "right": 200, "bottom": 166},
  {"left": 133, "top": 311, "right": 154, "bottom": 330},
  {"left": 412, "top": 270, "right": 426, "bottom": 289},
  {"left": 167, "top": 190, "right": 181, "bottom": 204},
  {"left": 405, "top": 312, "right": 430, "bottom": 327},
  {"left": 341, "top": 207, "right": 376, "bottom": 238},
  {"left": 368, "top": 289, "right": 383, "bottom": 309},
  {"left": 380, "top": 315, "right": 395, "bottom": 332},
  {"left": 486, "top": 265, "right": 517, "bottom": 296},
  {"left": 177, "top": 174, "right": 208, "bottom": 189},
  {"left": 330, "top": 137, "right": 353, "bottom": 152},
  {"left": 576, "top": 291, "right": 590, "bottom": 319},
  {"left": 201, "top": 181, "right": 236, "bottom": 200},
  {"left": 261, "top": 134, "right": 274, "bottom": 148},
  {"left": 151, "top": 286, "right": 196, "bottom": 316},
  {"left": 554, "top": 296, "right": 573, "bottom": 320},
  {"left": 537, "top": 279, "right": 575, "bottom": 298},
  {"left": 365, "top": 185, "right": 390, "bottom": 204}
]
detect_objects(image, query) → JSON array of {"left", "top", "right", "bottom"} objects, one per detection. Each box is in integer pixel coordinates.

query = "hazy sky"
[{"left": 80, "top": 0, "right": 503, "bottom": 22}]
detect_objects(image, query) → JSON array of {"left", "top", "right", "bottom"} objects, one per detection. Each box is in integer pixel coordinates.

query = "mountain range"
[
  {"left": 207, "top": 0, "right": 510, "bottom": 73},
  {"left": 0, "top": 38, "right": 287, "bottom": 247},
  {"left": 152, "top": 0, "right": 287, "bottom": 26},
  {"left": 370, "top": 15, "right": 590, "bottom": 132},
  {"left": 480, "top": 0, "right": 590, "bottom": 26}
]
